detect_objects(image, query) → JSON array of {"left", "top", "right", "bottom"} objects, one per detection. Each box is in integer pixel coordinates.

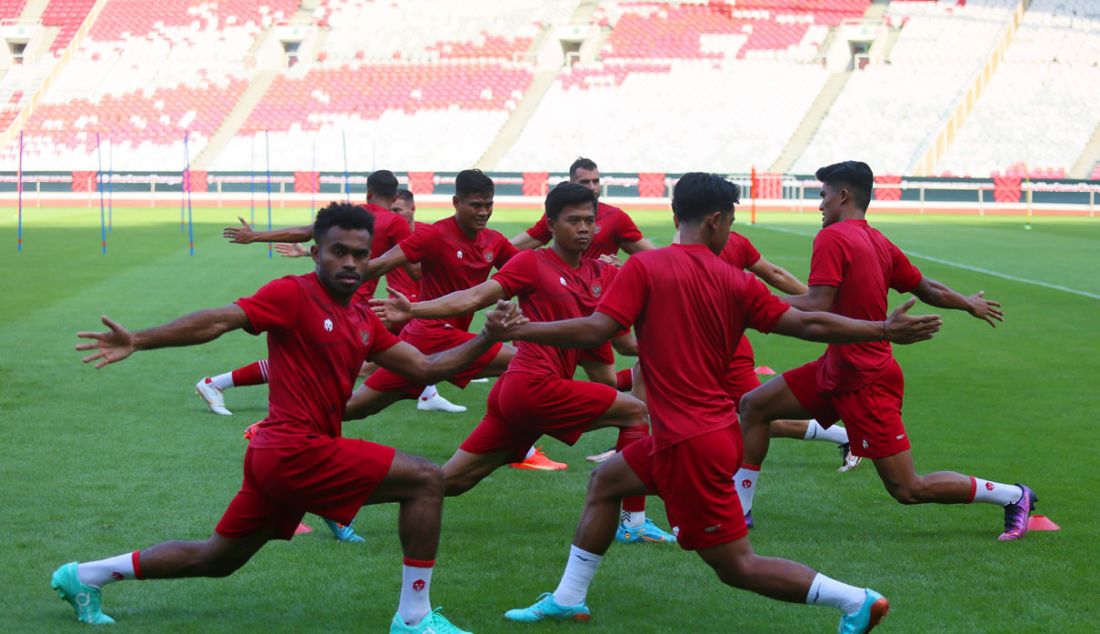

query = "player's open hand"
[
  {"left": 967, "top": 291, "right": 1003, "bottom": 327},
  {"left": 885, "top": 298, "right": 942, "bottom": 345},
  {"left": 483, "top": 300, "right": 527, "bottom": 341},
  {"left": 76, "top": 315, "right": 136, "bottom": 368},
  {"left": 274, "top": 242, "right": 309, "bottom": 258},
  {"left": 598, "top": 254, "right": 623, "bottom": 268},
  {"left": 369, "top": 290, "right": 413, "bottom": 327},
  {"left": 223, "top": 217, "right": 256, "bottom": 244}
]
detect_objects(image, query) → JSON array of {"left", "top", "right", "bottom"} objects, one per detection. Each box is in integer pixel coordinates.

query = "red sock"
[
  {"left": 615, "top": 368, "right": 633, "bottom": 391},
  {"left": 616, "top": 424, "right": 648, "bottom": 512},
  {"left": 231, "top": 360, "right": 268, "bottom": 387}
]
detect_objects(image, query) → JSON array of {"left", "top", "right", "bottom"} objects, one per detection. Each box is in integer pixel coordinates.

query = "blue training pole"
[
  {"left": 107, "top": 137, "right": 113, "bottom": 232},
  {"left": 184, "top": 132, "right": 195, "bottom": 256},
  {"left": 249, "top": 134, "right": 256, "bottom": 225},
  {"left": 17, "top": 130, "right": 23, "bottom": 252},
  {"left": 96, "top": 133, "right": 107, "bottom": 254},
  {"left": 265, "top": 130, "right": 273, "bottom": 259},
  {"left": 341, "top": 130, "right": 349, "bottom": 200}
]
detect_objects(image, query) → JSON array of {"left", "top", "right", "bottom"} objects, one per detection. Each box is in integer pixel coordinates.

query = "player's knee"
[
  {"left": 584, "top": 464, "right": 621, "bottom": 503},
  {"left": 885, "top": 481, "right": 921, "bottom": 505},
  {"left": 410, "top": 458, "right": 445, "bottom": 496},
  {"left": 738, "top": 391, "right": 764, "bottom": 425},
  {"left": 712, "top": 557, "right": 753, "bottom": 589}
]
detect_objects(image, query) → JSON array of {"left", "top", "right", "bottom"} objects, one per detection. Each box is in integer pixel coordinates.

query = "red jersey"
[
  {"left": 808, "top": 219, "right": 923, "bottom": 393},
  {"left": 492, "top": 248, "right": 618, "bottom": 379},
  {"left": 720, "top": 231, "right": 765, "bottom": 387},
  {"left": 719, "top": 231, "right": 762, "bottom": 270},
  {"left": 525, "top": 201, "right": 643, "bottom": 259},
  {"left": 236, "top": 273, "right": 400, "bottom": 449},
  {"left": 383, "top": 219, "right": 419, "bottom": 300},
  {"left": 399, "top": 215, "right": 517, "bottom": 334},
  {"left": 597, "top": 244, "right": 790, "bottom": 451},
  {"left": 354, "top": 203, "right": 412, "bottom": 303}
]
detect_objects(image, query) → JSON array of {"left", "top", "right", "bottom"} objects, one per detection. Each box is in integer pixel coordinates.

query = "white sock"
[
  {"left": 418, "top": 385, "right": 438, "bottom": 401},
  {"left": 734, "top": 465, "right": 760, "bottom": 513},
  {"left": 970, "top": 478, "right": 1023, "bottom": 506},
  {"left": 77, "top": 552, "right": 137, "bottom": 588},
  {"left": 553, "top": 545, "right": 602, "bottom": 607},
  {"left": 803, "top": 419, "right": 849, "bottom": 445},
  {"left": 806, "top": 573, "right": 867, "bottom": 615},
  {"left": 620, "top": 509, "right": 645, "bottom": 528},
  {"left": 524, "top": 446, "right": 536, "bottom": 460},
  {"left": 208, "top": 372, "right": 234, "bottom": 391},
  {"left": 398, "top": 559, "right": 434, "bottom": 625}
]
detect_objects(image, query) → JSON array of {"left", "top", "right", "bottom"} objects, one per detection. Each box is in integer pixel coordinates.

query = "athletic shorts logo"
[
  {"left": 704, "top": 524, "right": 722, "bottom": 533},
  {"left": 896, "top": 433, "right": 905, "bottom": 440},
  {"left": 559, "top": 276, "right": 567, "bottom": 286},
  {"left": 740, "top": 479, "right": 753, "bottom": 489},
  {"left": 456, "top": 250, "right": 463, "bottom": 259},
  {"left": 412, "top": 579, "right": 426, "bottom": 592},
  {"left": 484, "top": 250, "right": 494, "bottom": 262},
  {"left": 323, "top": 318, "right": 333, "bottom": 332},
  {"left": 591, "top": 283, "right": 601, "bottom": 297},
  {"left": 985, "top": 482, "right": 995, "bottom": 491}
]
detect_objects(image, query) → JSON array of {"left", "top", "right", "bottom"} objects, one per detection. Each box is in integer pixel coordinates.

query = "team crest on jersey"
[
  {"left": 456, "top": 250, "right": 463, "bottom": 259},
  {"left": 591, "top": 283, "right": 602, "bottom": 297},
  {"left": 323, "top": 318, "right": 333, "bottom": 332},
  {"left": 484, "top": 250, "right": 494, "bottom": 262},
  {"left": 360, "top": 329, "right": 370, "bottom": 346}
]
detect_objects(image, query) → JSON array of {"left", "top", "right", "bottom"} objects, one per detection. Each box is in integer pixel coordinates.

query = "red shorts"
[
  {"left": 460, "top": 371, "right": 618, "bottom": 462},
  {"left": 726, "top": 359, "right": 761, "bottom": 412},
  {"left": 783, "top": 357, "right": 909, "bottom": 459},
  {"left": 365, "top": 325, "right": 503, "bottom": 398},
  {"left": 215, "top": 437, "right": 396, "bottom": 540},
  {"left": 623, "top": 425, "right": 747, "bottom": 551}
]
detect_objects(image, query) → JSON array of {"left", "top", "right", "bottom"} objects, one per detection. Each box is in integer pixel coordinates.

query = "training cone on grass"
[
  {"left": 1027, "top": 515, "right": 1060, "bottom": 531},
  {"left": 294, "top": 523, "right": 313, "bottom": 535},
  {"left": 755, "top": 366, "right": 776, "bottom": 376}
]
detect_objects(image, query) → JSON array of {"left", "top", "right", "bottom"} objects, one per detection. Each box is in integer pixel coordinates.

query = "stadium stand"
[
  {"left": 936, "top": 0, "right": 1100, "bottom": 177},
  {"left": 794, "top": 0, "right": 1021, "bottom": 175}
]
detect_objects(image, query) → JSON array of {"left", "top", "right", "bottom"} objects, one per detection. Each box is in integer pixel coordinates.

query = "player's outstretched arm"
[
  {"left": 223, "top": 217, "right": 313, "bottom": 244},
  {"left": 274, "top": 243, "right": 310, "bottom": 258},
  {"left": 748, "top": 257, "right": 808, "bottom": 295},
  {"left": 363, "top": 243, "right": 409, "bottom": 282},
  {"left": 621, "top": 237, "right": 656, "bottom": 254},
  {"left": 510, "top": 231, "right": 546, "bottom": 250},
  {"left": 370, "top": 280, "right": 506, "bottom": 326},
  {"left": 911, "top": 277, "right": 1004, "bottom": 327},
  {"left": 76, "top": 306, "right": 250, "bottom": 369},
  {"left": 369, "top": 301, "right": 523, "bottom": 384},
  {"left": 770, "top": 298, "right": 942, "bottom": 345},
  {"left": 783, "top": 284, "right": 836, "bottom": 312},
  {"left": 505, "top": 308, "right": 622, "bottom": 349}
]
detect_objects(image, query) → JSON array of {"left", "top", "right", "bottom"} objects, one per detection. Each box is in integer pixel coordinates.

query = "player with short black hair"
[
  {"left": 736, "top": 160, "right": 1036, "bottom": 542},
  {"left": 498, "top": 172, "right": 943, "bottom": 632},
  {"left": 53, "top": 202, "right": 518, "bottom": 633}
]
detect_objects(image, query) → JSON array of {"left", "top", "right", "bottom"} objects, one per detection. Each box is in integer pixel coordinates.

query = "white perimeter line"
[{"left": 754, "top": 224, "right": 1100, "bottom": 302}]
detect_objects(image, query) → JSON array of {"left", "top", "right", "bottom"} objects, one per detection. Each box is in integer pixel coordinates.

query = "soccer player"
[
  {"left": 718, "top": 228, "right": 863, "bottom": 478},
  {"left": 201, "top": 171, "right": 465, "bottom": 417},
  {"left": 374, "top": 182, "right": 675, "bottom": 543},
  {"left": 341, "top": 171, "right": 521, "bottom": 400},
  {"left": 53, "top": 203, "right": 516, "bottom": 632},
  {"left": 736, "top": 161, "right": 1036, "bottom": 542},
  {"left": 497, "top": 173, "right": 942, "bottom": 632}
]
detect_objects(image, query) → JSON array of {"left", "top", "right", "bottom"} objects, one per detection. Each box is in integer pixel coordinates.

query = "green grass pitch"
[{"left": 2, "top": 204, "right": 1098, "bottom": 632}]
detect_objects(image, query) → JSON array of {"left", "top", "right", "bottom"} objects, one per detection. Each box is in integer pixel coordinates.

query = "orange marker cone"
[
  {"left": 755, "top": 366, "right": 777, "bottom": 376},
  {"left": 1026, "top": 515, "right": 1060, "bottom": 531},
  {"left": 294, "top": 523, "right": 313, "bottom": 535}
]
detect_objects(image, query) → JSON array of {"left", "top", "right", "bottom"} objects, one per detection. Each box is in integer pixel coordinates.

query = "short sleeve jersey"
[
  {"left": 808, "top": 219, "right": 923, "bottom": 392},
  {"left": 525, "top": 202, "right": 644, "bottom": 259},
  {"left": 354, "top": 203, "right": 413, "bottom": 303},
  {"left": 399, "top": 216, "right": 518, "bottom": 333},
  {"left": 236, "top": 273, "right": 400, "bottom": 449},
  {"left": 720, "top": 231, "right": 765, "bottom": 385},
  {"left": 492, "top": 248, "right": 618, "bottom": 379},
  {"left": 382, "top": 219, "right": 419, "bottom": 300},
  {"left": 596, "top": 244, "right": 790, "bottom": 451}
]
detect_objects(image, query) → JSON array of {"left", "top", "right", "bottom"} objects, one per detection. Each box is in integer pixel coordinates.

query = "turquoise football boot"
[
  {"left": 504, "top": 592, "right": 590, "bottom": 623},
  {"left": 50, "top": 562, "right": 116, "bottom": 625},
  {"left": 838, "top": 589, "right": 889, "bottom": 634}
]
